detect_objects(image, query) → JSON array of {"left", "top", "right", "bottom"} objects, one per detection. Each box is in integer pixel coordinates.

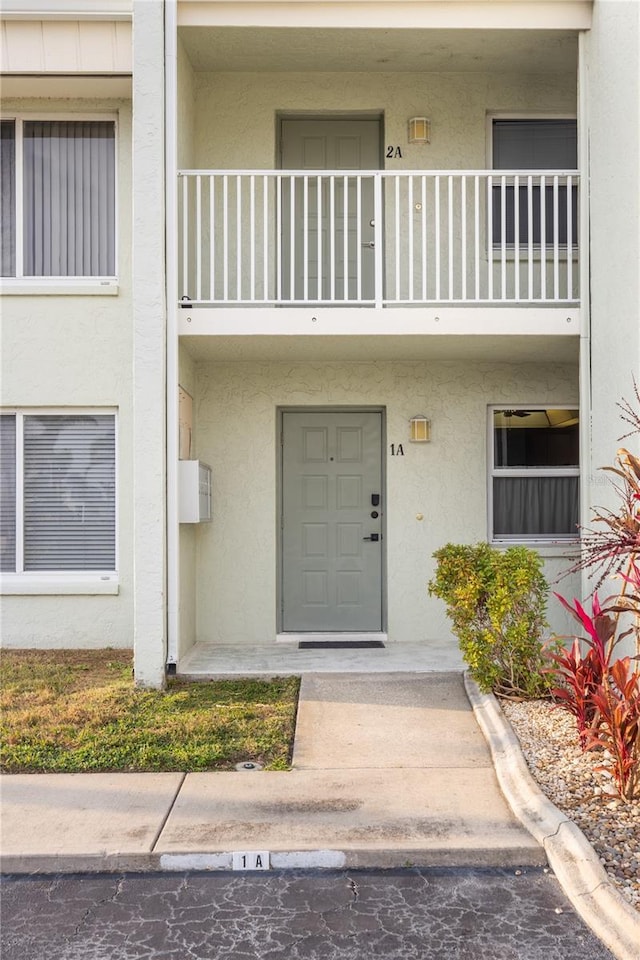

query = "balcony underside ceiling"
[
  {"left": 179, "top": 333, "right": 579, "bottom": 365},
  {"left": 179, "top": 27, "right": 578, "bottom": 75}
]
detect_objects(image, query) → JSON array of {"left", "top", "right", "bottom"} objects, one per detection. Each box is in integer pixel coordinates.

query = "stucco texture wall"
[
  {"left": 189, "top": 359, "right": 580, "bottom": 650},
  {"left": 177, "top": 36, "right": 196, "bottom": 169},
  {"left": 131, "top": 0, "right": 167, "bottom": 686},
  {"left": 581, "top": 0, "right": 640, "bottom": 656},
  {"left": 1, "top": 98, "right": 134, "bottom": 650},
  {"left": 192, "top": 70, "right": 576, "bottom": 170},
  {"left": 178, "top": 347, "right": 197, "bottom": 656},
  {"left": 587, "top": 0, "right": 640, "bottom": 474}
]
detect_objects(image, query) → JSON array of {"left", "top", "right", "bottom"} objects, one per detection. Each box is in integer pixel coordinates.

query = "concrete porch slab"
[{"left": 177, "top": 640, "right": 465, "bottom": 677}]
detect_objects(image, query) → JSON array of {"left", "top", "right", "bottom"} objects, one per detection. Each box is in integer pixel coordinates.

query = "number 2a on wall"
[{"left": 386, "top": 146, "right": 403, "bottom": 159}]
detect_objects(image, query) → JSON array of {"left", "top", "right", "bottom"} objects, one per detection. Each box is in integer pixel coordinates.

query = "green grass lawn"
[{"left": 0, "top": 650, "right": 299, "bottom": 773}]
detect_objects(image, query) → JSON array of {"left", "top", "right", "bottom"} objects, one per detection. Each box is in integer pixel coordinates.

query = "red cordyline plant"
[
  {"left": 584, "top": 657, "right": 640, "bottom": 802},
  {"left": 546, "top": 594, "right": 617, "bottom": 747},
  {"left": 570, "top": 381, "right": 640, "bottom": 644},
  {"left": 546, "top": 590, "right": 639, "bottom": 799},
  {"left": 548, "top": 380, "right": 640, "bottom": 800}
]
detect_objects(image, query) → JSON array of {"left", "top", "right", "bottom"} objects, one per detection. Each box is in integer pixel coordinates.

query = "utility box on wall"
[{"left": 179, "top": 460, "right": 212, "bottom": 523}]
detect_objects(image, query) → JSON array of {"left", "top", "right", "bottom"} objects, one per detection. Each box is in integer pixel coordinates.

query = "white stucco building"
[{"left": 1, "top": 0, "right": 638, "bottom": 687}]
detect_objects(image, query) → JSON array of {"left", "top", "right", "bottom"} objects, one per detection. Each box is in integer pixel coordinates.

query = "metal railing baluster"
[{"left": 177, "top": 169, "right": 579, "bottom": 308}]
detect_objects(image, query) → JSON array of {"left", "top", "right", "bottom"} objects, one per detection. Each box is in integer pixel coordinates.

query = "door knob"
[
  {"left": 363, "top": 533, "right": 379, "bottom": 542},
  {"left": 361, "top": 240, "right": 375, "bottom": 248}
]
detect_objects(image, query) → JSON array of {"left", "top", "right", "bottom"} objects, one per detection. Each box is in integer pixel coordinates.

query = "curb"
[
  {"left": 464, "top": 672, "right": 640, "bottom": 960},
  {"left": 0, "top": 843, "right": 546, "bottom": 877}
]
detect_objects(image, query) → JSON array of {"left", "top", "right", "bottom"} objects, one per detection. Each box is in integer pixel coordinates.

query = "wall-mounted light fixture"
[
  {"left": 408, "top": 117, "right": 431, "bottom": 144},
  {"left": 409, "top": 415, "right": 431, "bottom": 442}
]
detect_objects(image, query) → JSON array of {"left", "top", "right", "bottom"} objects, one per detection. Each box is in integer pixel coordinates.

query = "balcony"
[{"left": 177, "top": 169, "right": 580, "bottom": 310}]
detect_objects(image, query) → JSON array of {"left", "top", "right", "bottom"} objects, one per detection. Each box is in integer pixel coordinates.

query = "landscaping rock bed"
[{"left": 502, "top": 699, "right": 640, "bottom": 912}]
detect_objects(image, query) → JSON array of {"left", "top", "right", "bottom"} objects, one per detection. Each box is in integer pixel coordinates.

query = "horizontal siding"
[{"left": 1, "top": 20, "right": 131, "bottom": 74}]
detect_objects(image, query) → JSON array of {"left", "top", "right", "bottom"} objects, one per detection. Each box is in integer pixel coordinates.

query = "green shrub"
[{"left": 428, "top": 542, "right": 550, "bottom": 699}]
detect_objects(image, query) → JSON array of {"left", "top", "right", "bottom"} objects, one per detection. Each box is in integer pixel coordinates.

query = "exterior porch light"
[
  {"left": 409, "top": 415, "right": 431, "bottom": 442},
  {"left": 408, "top": 117, "right": 431, "bottom": 144}
]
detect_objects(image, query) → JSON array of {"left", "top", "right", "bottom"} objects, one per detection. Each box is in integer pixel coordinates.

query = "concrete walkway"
[{"left": 0, "top": 672, "right": 541, "bottom": 874}]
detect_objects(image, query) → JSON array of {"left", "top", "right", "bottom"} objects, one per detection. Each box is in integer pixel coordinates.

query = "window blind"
[
  {"left": 493, "top": 120, "right": 577, "bottom": 171},
  {"left": 23, "top": 415, "right": 116, "bottom": 571},
  {"left": 493, "top": 476, "right": 579, "bottom": 538},
  {"left": 0, "top": 414, "right": 17, "bottom": 571},
  {"left": 0, "top": 121, "right": 16, "bottom": 277},
  {"left": 23, "top": 121, "right": 116, "bottom": 277}
]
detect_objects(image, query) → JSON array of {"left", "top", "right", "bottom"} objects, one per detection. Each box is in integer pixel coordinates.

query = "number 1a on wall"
[{"left": 390, "top": 443, "right": 404, "bottom": 456}]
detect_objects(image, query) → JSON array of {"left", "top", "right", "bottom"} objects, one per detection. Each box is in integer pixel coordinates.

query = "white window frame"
[
  {"left": 0, "top": 407, "right": 119, "bottom": 595},
  {"left": 0, "top": 113, "right": 119, "bottom": 295},
  {"left": 487, "top": 404, "right": 580, "bottom": 547},
  {"left": 486, "top": 112, "right": 579, "bottom": 262}
]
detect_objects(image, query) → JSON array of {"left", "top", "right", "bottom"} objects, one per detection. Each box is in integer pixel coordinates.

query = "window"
[
  {"left": 1, "top": 121, "right": 16, "bottom": 276},
  {"left": 0, "top": 412, "right": 116, "bottom": 573},
  {"left": 490, "top": 408, "right": 579, "bottom": 541},
  {"left": 0, "top": 118, "right": 116, "bottom": 280},
  {"left": 491, "top": 119, "right": 578, "bottom": 247}
]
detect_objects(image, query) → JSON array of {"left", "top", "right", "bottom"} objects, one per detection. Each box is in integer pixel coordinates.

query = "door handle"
[
  {"left": 363, "top": 533, "right": 379, "bottom": 542},
  {"left": 361, "top": 240, "right": 375, "bottom": 248}
]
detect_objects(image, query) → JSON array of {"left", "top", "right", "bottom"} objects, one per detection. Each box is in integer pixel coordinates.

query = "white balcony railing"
[{"left": 178, "top": 170, "right": 579, "bottom": 307}]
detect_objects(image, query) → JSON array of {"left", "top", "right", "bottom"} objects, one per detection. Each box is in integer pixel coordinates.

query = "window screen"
[
  {"left": 1, "top": 412, "right": 116, "bottom": 573},
  {"left": 492, "top": 120, "right": 578, "bottom": 247},
  {"left": 1, "top": 119, "right": 116, "bottom": 279},
  {"left": 493, "top": 120, "right": 577, "bottom": 171},
  {"left": 492, "top": 409, "right": 579, "bottom": 540}
]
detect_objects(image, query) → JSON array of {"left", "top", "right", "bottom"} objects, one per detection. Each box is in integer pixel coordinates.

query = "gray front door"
[
  {"left": 280, "top": 119, "right": 381, "bottom": 301},
  {"left": 281, "top": 410, "right": 383, "bottom": 632}
]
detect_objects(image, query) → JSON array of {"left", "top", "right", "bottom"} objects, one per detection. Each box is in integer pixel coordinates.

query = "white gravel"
[{"left": 502, "top": 699, "right": 640, "bottom": 912}]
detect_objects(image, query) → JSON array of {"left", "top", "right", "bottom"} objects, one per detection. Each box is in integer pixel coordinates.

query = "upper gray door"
[
  {"left": 279, "top": 119, "right": 380, "bottom": 301},
  {"left": 281, "top": 410, "right": 383, "bottom": 632}
]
